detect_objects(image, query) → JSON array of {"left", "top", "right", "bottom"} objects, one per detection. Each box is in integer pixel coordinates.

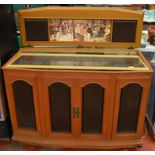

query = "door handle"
[
  {"left": 76, "top": 107, "right": 80, "bottom": 118},
  {"left": 72, "top": 107, "right": 80, "bottom": 118},
  {"left": 73, "top": 107, "right": 76, "bottom": 118}
]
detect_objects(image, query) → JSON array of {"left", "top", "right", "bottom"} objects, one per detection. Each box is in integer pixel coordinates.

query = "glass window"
[{"left": 8, "top": 52, "right": 148, "bottom": 71}]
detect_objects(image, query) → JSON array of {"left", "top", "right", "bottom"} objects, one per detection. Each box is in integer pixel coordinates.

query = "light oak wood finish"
[
  {"left": 4, "top": 73, "right": 42, "bottom": 138},
  {"left": 112, "top": 77, "right": 151, "bottom": 140},
  {"left": 2, "top": 57, "right": 153, "bottom": 149},
  {"left": 18, "top": 7, "right": 143, "bottom": 48}
]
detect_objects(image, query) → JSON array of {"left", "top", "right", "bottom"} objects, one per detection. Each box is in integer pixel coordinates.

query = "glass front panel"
[
  {"left": 82, "top": 84, "right": 104, "bottom": 134},
  {"left": 49, "top": 82, "right": 71, "bottom": 133},
  {"left": 117, "top": 83, "right": 142, "bottom": 133},
  {"left": 9, "top": 52, "right": 148, "bottom": 71},
  {"left": 13, "top": 80, "right": 36, "bottom": 130}
]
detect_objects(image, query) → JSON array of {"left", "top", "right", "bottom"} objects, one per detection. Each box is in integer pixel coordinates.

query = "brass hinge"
[
  {"left": 128, "top": 46, "right": 134, "bottom": 49},
  {"left": 76, "top": 45, "right": 84, "bottom": 48},
  {"left": 23, "top": 44, "right": 33, "bottom": 48}
]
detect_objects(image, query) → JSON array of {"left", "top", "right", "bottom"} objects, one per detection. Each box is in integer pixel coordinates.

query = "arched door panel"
[
  {"left": 13, "top": 80, "right": 36, "bottom": 130},
  {"left": 38, "top": 77, "right": 75, "bottom": 139},
  {"left": 76, "top": 78, "right": 113, "bottom": 140},
  {"left": 117, "top": 83, "right": 142, "bottom": 133},
  {"left": 48, "top": 82, "right": 71, "bottom": 133},
  {"left": 4, "top": 74, "right": 41, "bottom": 138},
  {"left": 112, "top": 78, "right": 151, "bottom": 140},
  {"left": 82, "top": 83, "right": 104, "bottom": 134}
]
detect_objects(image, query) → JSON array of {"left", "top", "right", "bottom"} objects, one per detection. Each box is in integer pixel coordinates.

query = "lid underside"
[{"left": 18, "top": 7, "right": 144, "bottom": 48}]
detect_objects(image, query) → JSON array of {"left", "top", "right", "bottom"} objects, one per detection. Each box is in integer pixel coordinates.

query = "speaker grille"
[
  {"left": 112, "top": 20, "right": 137, "bottom": 42},
  {"left": 82, "top": 83, "right": 104, "bottom": 134},
  {"left": 117, "top": 83, "right": 142, "bottom": 133},
  {"left": 13, "top": 80, "right": 36, "bottom": 130},
  {"left": 25, "top": 19, "right": 48, "bottom": 41},
  {"left": 49, "top": 82, "right": 71, "bottom": 133}
]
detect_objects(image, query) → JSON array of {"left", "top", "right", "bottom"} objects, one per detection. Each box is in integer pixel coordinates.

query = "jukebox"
[{"left": 2, "top": 7, "right": 153, "bottom": 149}]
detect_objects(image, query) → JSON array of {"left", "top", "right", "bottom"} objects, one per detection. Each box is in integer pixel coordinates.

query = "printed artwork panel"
[
  {"left": 50, "top": 19, "right": 74, "bottom": 41},
  {"left": 50, "top": 19, "right": 112, "bottom": 42}
]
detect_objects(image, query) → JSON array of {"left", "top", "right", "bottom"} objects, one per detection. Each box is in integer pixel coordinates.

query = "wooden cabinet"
[
  {"left": 3, "top": 68, "right": 152, "bottom": 149},
  {"left": 2, "top": 6, "right": 153, "bottom": 150}
]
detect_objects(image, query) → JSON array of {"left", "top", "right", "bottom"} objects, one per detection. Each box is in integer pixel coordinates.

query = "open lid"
[{"left": 18, "top": 6, "right": 144, "bottom": 48}]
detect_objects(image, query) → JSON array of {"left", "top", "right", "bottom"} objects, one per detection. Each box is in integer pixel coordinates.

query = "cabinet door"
[
  {"left": 75, "top": 78, "right": 114, "bottom": 140},
  {"left": 38, "top": 77, "right": 76, "bottom": 139},
  {"left": 4, "top": 73, "right": 41, "bottom": 137},
  {"left": 112, "top": 77, "right": 151, "bottom": 140}
]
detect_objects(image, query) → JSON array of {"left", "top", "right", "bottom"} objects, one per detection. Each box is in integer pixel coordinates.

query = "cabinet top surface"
[{"left": 18, "top": 6, "right": 143, "bottom": 48}]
